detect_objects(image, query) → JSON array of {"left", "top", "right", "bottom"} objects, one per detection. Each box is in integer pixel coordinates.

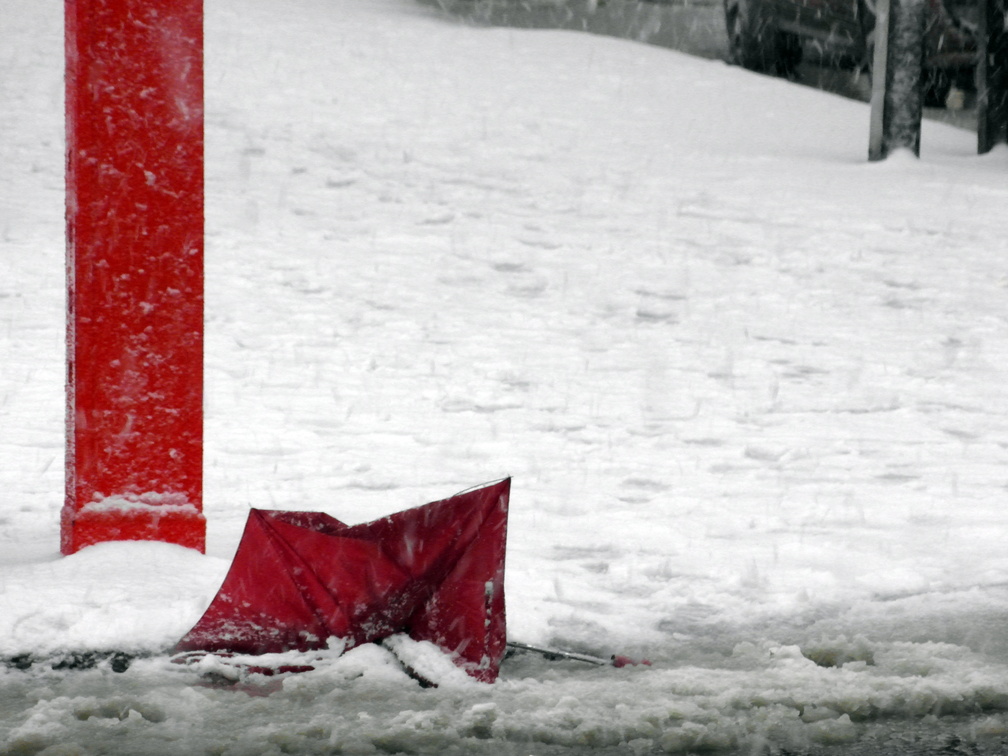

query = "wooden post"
[
  {"left": 869, "top": 0, "right": 926, "bottom": 160},
  {"left": 868, "top": 0, "right": 892, "bottom": 160},
  {"left": 63, "top": 0, "right": 205, "bottom": 554},
  {"left": 978, "top": 0, "right": 1008, "bottom": 153}
]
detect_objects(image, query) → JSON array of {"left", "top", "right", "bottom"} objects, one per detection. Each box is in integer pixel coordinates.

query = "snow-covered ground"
[{"left": 4, "top": 0, "right": 1008, "bottom": 753}]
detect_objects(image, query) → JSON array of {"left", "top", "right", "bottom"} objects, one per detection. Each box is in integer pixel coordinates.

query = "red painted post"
[{"left": 63, "top": 0, "right": 205, "bottom": 554}]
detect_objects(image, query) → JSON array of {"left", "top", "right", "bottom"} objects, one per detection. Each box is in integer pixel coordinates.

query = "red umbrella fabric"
[{"left": 176, "top": 479, "right": 510, "bottom": 682}]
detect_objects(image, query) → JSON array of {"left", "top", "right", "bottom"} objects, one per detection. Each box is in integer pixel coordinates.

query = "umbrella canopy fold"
[{"left": 176, "top": 478, "right": 510, "bottom": 682}]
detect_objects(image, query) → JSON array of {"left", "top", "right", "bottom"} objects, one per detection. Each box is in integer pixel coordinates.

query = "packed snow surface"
[{"left": 3, "top": 0, "right": 1008, "bottom": 753}]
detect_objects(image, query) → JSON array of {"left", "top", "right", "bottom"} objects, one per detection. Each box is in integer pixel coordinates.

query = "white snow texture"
[{"left": 3, "top": 0, "right": 1008, "bottom": 753}]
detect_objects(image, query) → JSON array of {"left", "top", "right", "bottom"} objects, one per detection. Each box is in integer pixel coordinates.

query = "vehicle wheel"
[
  {"left": 858, "top": 0, "right": 877, "bottom": 80},
  {"left": 779, "top": 31, "right": 803, "bottom": 77},
  {"left": 855, "top": 30, "right": 876, "bottom": 99},
  {"left": 725, "top": 0, "right": 784, "bottom": 73},
  {"left": 922, "top": 70, "right": 952, "bottom": 107}
]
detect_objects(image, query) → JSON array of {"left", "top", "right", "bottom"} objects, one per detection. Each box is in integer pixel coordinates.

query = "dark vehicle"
[{"left": 724, "top": 0, "right": 977, "bottom": 105}]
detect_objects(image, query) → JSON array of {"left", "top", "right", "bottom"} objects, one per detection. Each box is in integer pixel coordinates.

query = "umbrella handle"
[{"left": 506, "top": 641, "right": 651, "bottom": 668}]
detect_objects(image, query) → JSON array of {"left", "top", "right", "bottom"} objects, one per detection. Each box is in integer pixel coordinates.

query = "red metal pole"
[{"left": 63, "top": 0, "right": 205, "bottom": 554}]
